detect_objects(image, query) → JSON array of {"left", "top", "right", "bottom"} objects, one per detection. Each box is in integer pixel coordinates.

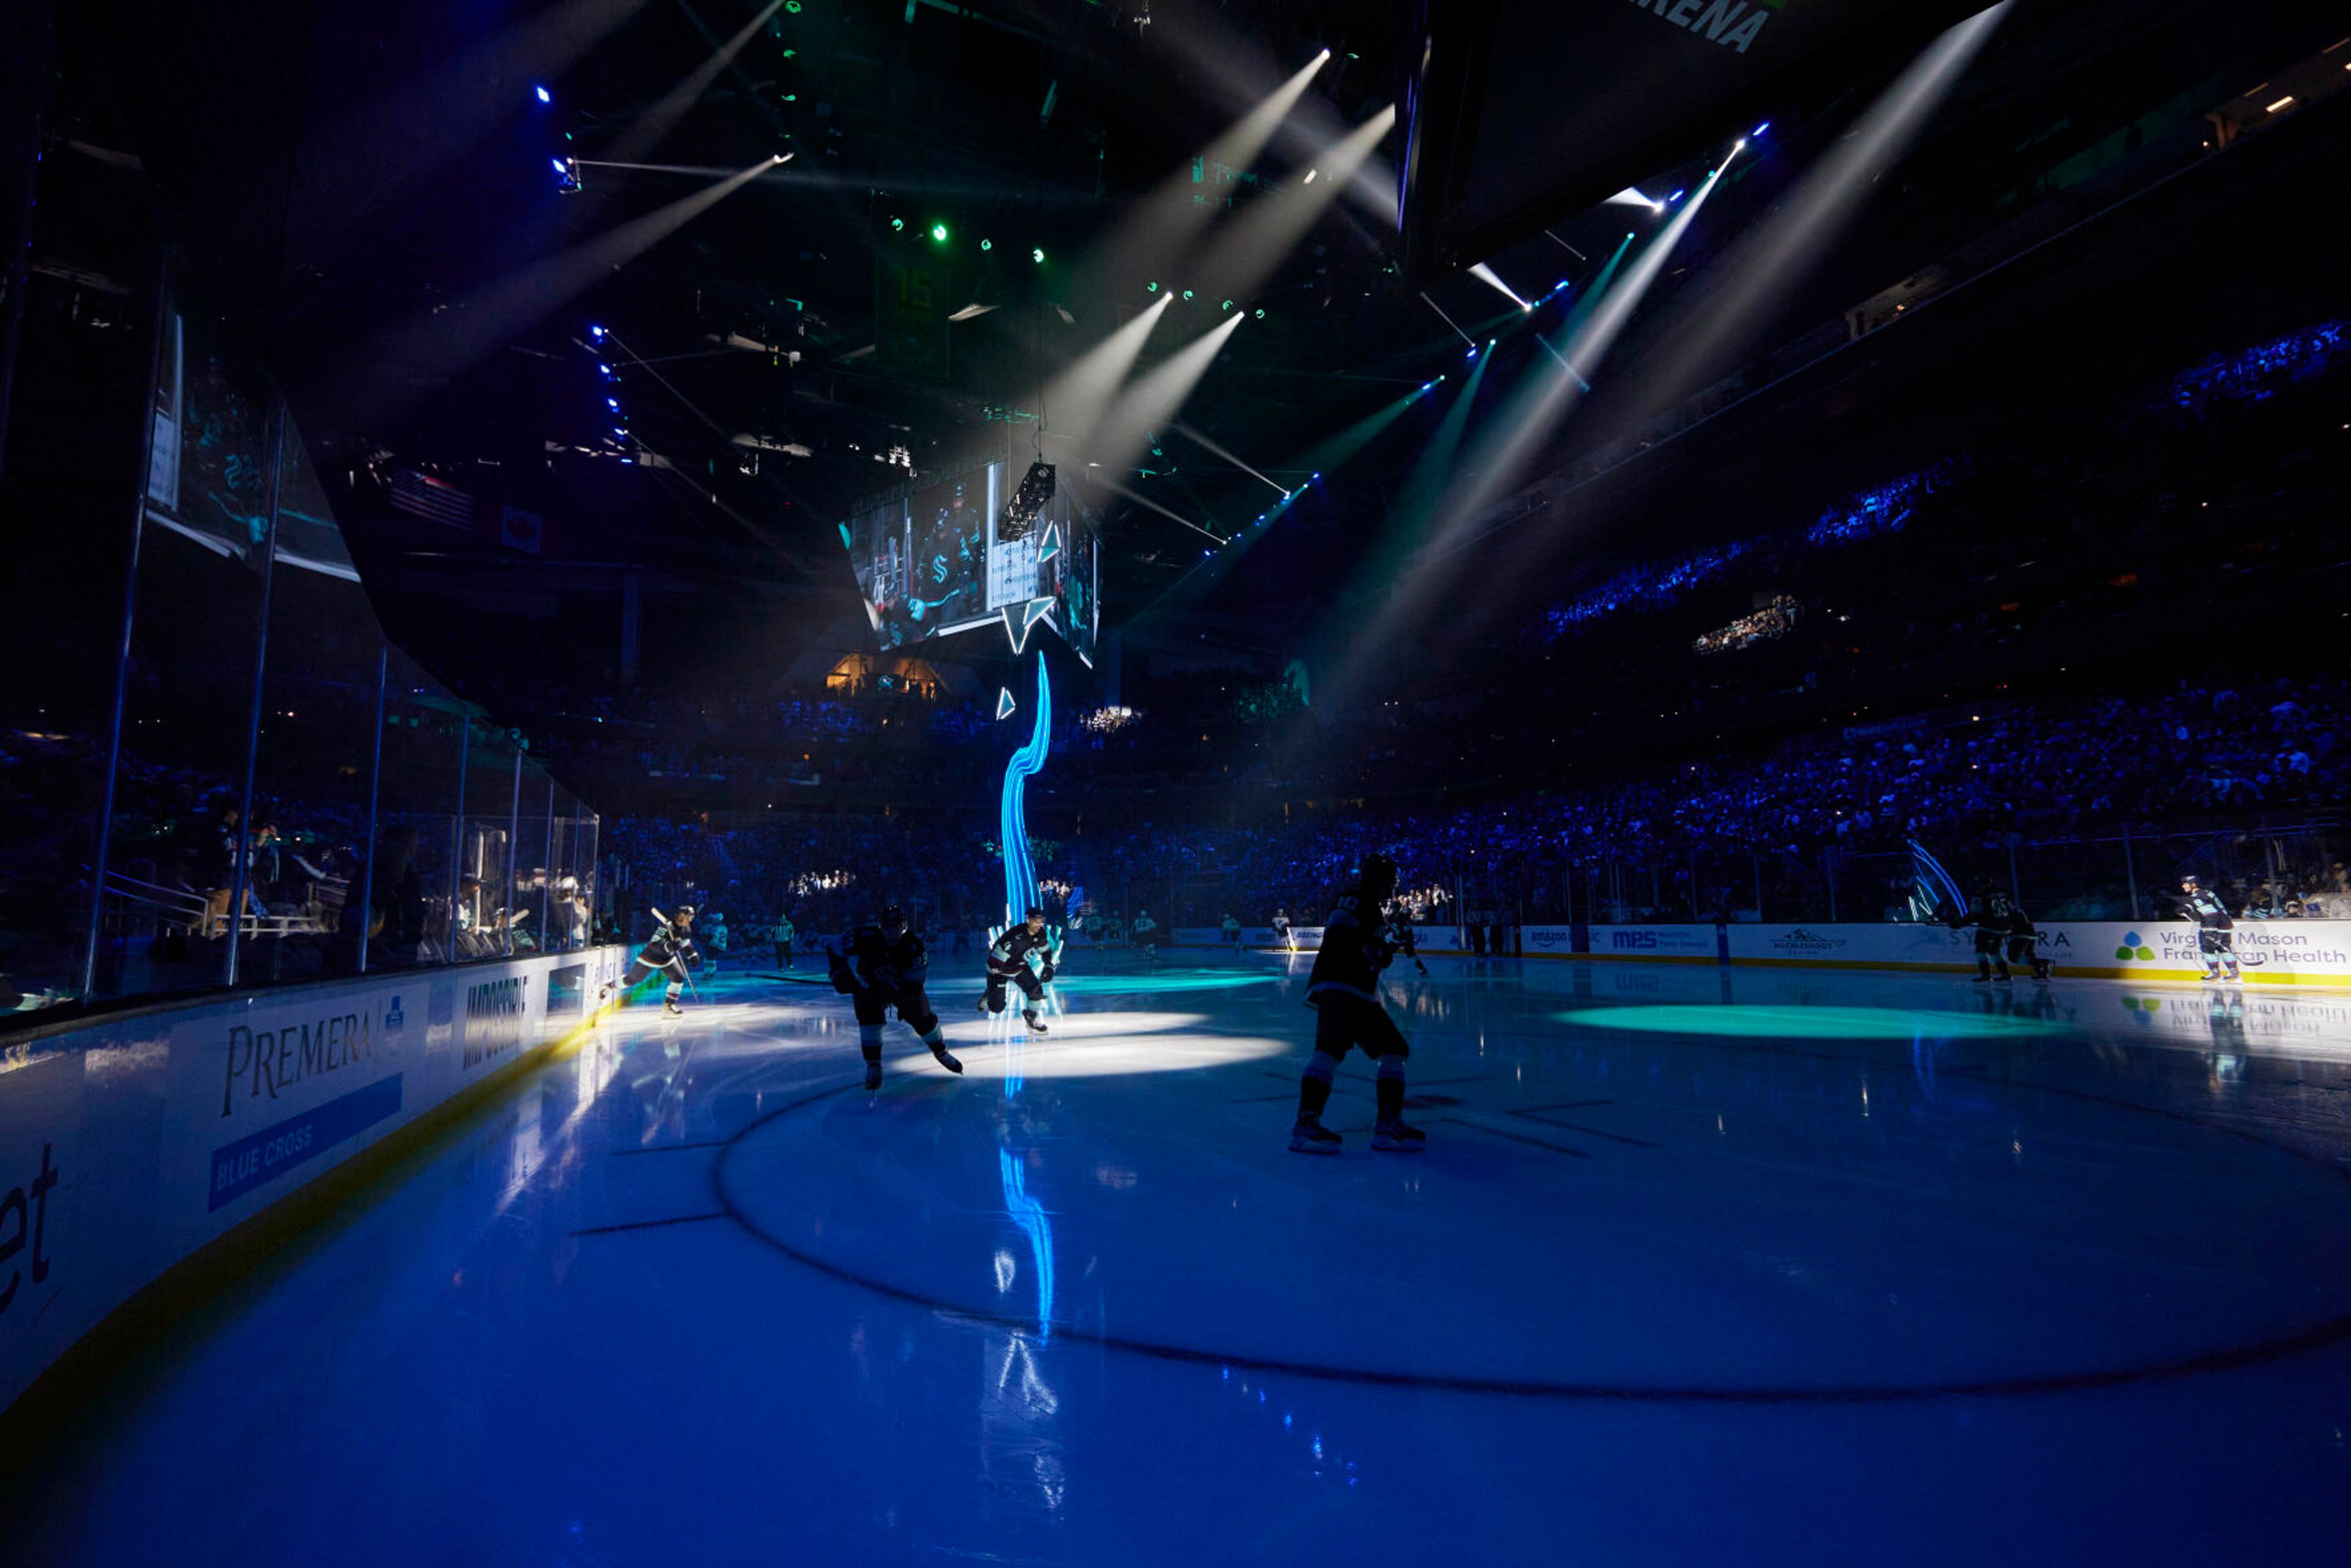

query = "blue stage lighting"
[
  {"left": 534, "top": 85, "right": 552, "bottom": 103},
  {"left": 606, "top": 397, "right": 620, "bottom": 410},
  {"left": 1465, "top": 346, "right": 1477, "bottom": 360},
  {"left": 1669, "top": 189, "right": 1687, "bottom": 203},
  {"left": 550, "top": 156, "right": 568, "bottom": 174},
  {"left": 1752, "top": 121, "right": 1769, "bottom": 137},
  {"left": 588, "top": 324, "right": 606, "bottom": 339},
  {"left": 999, "top": 660, "right": 1051, "bottom": 924}
]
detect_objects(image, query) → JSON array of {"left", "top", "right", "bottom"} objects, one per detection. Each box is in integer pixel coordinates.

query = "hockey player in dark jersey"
[
  {"left": 1953, "top": 890, "right": 2019, "bottom": 983},
  {"left": 2178, "top": 872, "right": 2241, "bottom": 982},
  {"left": 1382, "top": 900, "right": 1429, "bottom": 976},
  {"left": 1289, "top": 854, "right": 1424, "bottom": 1155},
  {"left": 599, "top": 904, "right": 700, "bottom": 1016},
  {"left": 829, "top": 904, "right": 963, "bottom": 1090},
  {"left": 978, "top": 907, "right": 1056, "bottom": 1035},
  {"left": 2000, "top": 895, "right": 2053, "bottom": 981}
]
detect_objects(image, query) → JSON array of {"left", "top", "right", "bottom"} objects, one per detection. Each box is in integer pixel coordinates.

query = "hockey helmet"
[
  {"left": 879, "top": 903, "right": 909, "bottom": 933},
  {"left": 2180, "top": 872, "right": 2202, "bottom": 888},
  {"left": 673, "top": 904, "right": 697, "bottom": 922}
]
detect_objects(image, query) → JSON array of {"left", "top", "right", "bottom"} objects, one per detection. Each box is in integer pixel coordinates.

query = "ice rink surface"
[{"left": 12, "top": 953, "right": 2351, "bottom": 1566}]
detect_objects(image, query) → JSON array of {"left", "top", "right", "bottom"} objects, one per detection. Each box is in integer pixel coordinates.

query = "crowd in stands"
[{"left": 597, "top": 673, "right": 2350, "bottom": 940}]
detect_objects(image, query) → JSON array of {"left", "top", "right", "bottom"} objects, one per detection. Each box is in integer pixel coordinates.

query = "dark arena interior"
[{"left": 4, "top": 0, "right": 2351, "bottom": 1561}]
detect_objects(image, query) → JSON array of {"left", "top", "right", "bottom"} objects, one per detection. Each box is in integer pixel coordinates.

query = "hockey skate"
[
  {"left": 663, "top": 999, "right": 684, "bottom": 1017},
  {"left": 1288, "top": 1116, "right": 1341, "bottom": 1155},
  {"left": 929, "top": 1041, "right": 964, "bottom": 1074},
  {"left": 863, "top": 1059, "right": 883, "bottom": 1091},
  {"left": 1371, "top": 1118, "right": 1427, "bottom": 1153},
  {"left": 1022, "top": 1011, "right": 1049, "bottom": 1036}
]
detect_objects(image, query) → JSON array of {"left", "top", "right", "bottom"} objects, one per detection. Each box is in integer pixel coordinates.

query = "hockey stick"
[{"left": 746, "top": 970, "right": 841, "bottom": 986}]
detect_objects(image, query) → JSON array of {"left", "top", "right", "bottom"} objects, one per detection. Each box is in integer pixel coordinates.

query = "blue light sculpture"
[{"left": 999, "top": 655, "right": 1051, "bottom": 924}]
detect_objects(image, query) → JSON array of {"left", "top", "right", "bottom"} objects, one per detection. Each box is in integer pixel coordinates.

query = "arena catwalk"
[{"left": 14, "top": 955, "right": 2351, "bottom": 1566}]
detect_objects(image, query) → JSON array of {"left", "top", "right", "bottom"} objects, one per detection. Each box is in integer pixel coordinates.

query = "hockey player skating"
[
  {"left": 1382, "top": 900, "right": 1429, "bottom": 976},
  {"left": 772, "top": 912, "right": 796, "bottom": 969},
  {"left": 978, "top": 907, "right": 1056, "bottom": 1034},
  {"left": 599, "top": 904, "right": 700, "bottom": 1016},
  {"left": 1271, "top": 907, "right": 1294, "bottom": 953},
  {"left": 2000, "top": 894, "right": 2053, "bottom": 981},
  {"left": 1221, "top": 913, "right": 1242, "bottom": 951},
  {"left": 1954, "top": 890, "right": 2021, "bottom": 983},
  {"left": 1131, "top": 909, "right": 1160, "bottom": 964},
  {"left": 830, "top": 904, "right": 963, "bottom": 1090},
  {"left": 2178, "top": 873, "right": 2241, "bottom": 982},
  {"left": 1289, "top": 855, "right": 1425, "bottom": 1156}
]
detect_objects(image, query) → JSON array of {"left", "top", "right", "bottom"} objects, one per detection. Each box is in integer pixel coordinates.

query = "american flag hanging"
[{"left": 390, "top": 468, "right": 477, "bottom": 531}]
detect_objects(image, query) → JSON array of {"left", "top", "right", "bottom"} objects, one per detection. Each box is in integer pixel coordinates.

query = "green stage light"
[
  {"left": 1181, "top": 288, "right": 1194, "bottom": 300},
  {"left": 1032, "top": 247, "right": 1045, "bottom": 263},
  {"left": 1254, "top": 307, "right": 1265, "bottom": 319},
  {"left": 980, "top": 238, "right": 992, "bottom": 251},
  {"left": 1146, "top": 280, "right": 1159, "bottom": 292},
  {"left": 1221, "top": 299, "right": 1234, "bottom": 311},
  {"left": 931, "top": 222, "right": 948, "bottom": 243},
  {"left": 890, "top": 217, "right": 903, "bottom": 231}
]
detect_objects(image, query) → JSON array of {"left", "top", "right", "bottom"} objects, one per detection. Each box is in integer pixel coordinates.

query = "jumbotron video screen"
[{"left": 841, "top": 458, "right": 1097, "bottom": 663}]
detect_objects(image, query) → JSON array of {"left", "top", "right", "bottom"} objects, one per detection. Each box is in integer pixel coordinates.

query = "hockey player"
[
  {"left": 1290, "top": 855, "right": 1425, "bottom": 1155},
  {"left": 830, "top": 904, "right": 963, "bottom": 1090},
  {"left": 1131, "top": 909, "right": 1160, "bottom": 964},
  {"left": 599, "top": 904, "right": 700, "bottom": 1016},
  {"left": 978, "top": 907, "right": 1056, "bottom": 1034},
  {"left": 1382, "top": 900, "right": 1430, "bottom": 976},
  {"left": 1270, "top": 907, "right": 1294, "bottom": 953},
  {"left": 773, "top": 911, "right": 797, "bottom": 970},
  {"left": 1954, "top": 890, "right": 2017, "bottom": 983},
  {"left": 2000, "top": 895, "right": 2053, "bottom": 981},
  {"left": 1221, "top": 912, "right": 1242, "bottom": 951},
  {"left": 2178, "top": 872, "right": 2241, "bottom": 983}
]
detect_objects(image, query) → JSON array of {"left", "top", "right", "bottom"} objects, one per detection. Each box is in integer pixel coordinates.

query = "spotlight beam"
[
  {"left": 1190, "top": 106, "right": 1395, "bottom": 310},
  {"left": 1468, "top": 263, "right": 1534, "bottom": 312},
  {"left": 309, "top": 0, "right": 651, "bottom": 244},
  {"left": 1100, "top": 51, "right": 1330, "bottom": 283},
  {"left": 1090, "top": 475, "right": 1224, "bottom": 542},
  {"left": 1612, "top": 3, "right": 2011, "bottom": 435},
  {"left": 1419, "top": 291, "right": 1477, "bottom": 349},
  {"left": 1081, "top": 313, "right": 1247, "bottom": 483},
  {"left": 604, "top": 0, "right": 784, "bottom": 166},
  {"left": 1171, "top": 422, "right": 1290, "bottom": 498},
  {"left": 1034, "top": 294, "right": 1171, "bottom": 455},
  {"left": 1320, "top": 148, "right": 1737, "bottom": 708},
  {"left": 343, "top": 158, "right": 774, "bottom": 427}
]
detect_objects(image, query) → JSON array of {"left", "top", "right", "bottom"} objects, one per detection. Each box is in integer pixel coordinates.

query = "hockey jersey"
[
  {"left": 1306, "top": 890, "right": 1390, "bottom": 1005},
  {"left": 843, "top": 925, "right": 930, "bottom": 991},
  {"left": 988, "top": 924, "right": 1056, "bottom": 979}
]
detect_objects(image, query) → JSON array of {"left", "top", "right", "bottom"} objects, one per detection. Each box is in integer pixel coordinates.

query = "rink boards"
[
  {"left": 1172, "top": 921, "right": 2351, "bottom": 984},
  {"left": 0, "top": 945, "right": 629, "bottom": 1415}
]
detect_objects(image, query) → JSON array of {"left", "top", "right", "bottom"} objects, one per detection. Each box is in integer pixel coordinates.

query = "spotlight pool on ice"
[{"left": 1556, "top": 1003, "right": 2072, "bottom": 1039}]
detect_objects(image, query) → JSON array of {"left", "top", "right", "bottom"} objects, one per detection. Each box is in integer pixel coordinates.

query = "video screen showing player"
[{"left": 842, "top": 465, "right": 1005, "bottom": 647}]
